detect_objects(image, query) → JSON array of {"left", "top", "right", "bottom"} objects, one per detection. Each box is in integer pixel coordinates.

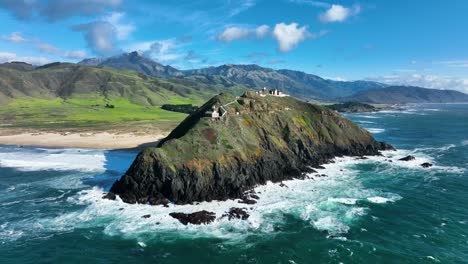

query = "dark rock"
[
  {"left": 250, "top": 194, "right": 260, "bottom": 200},
  {"left": 119, "top": 208, "right": 124, "bottom": 211},
  {"left": 149, "top": 197, "right": 169, "bottom": 207},
  {"left": 399, "top": 155, "right": 416, "bottom": 161},
  {"left": 169, "top": 210, "right": 216, "bottom": 225},
  {"left": 421, "top": 162, "right": 433, "bottom": 168},
  {"left": 279, "top": 183, "right": 288, "bottom": 188},
  {"left": 223, "top": 208, "right": 250, "bottom": 220},
  {"left": 313, "top": 165, "right": 326, "bottom": 169},
  {"left": 239, "top": 198, "right": 257, "bottom": 204},
  {"left": 102, "top": 193, "right": 116, "bottom": 200},
  {"left": 141, "top": 214, "right": 151, "bottom": 219}
]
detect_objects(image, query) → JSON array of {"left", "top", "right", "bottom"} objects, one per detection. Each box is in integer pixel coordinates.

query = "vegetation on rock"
[{"left": 109, "top": 91, "right": 394, "bottom": 204}]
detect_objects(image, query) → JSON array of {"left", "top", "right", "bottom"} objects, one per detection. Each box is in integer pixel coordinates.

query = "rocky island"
[
  {"left": 107, "top": 91, "right": 393, "bottom": 210},
  {"left": 327, "top": 102, "right": 378, "bottom": 113}
]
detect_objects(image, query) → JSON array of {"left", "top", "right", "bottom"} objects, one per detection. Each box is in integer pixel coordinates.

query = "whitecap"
[
  {"left": 328, "top": 198, "right": 358, "bottom": 205},
  {"left": 0, "top": 147, "right": 106, "bottom": 172},
  {"left": 313, "top": 216, "right": 350, "bottom": 235},
  {"left": 366, "top": 128, "right": 385, "bottom": 134},
  {"left": 367, "top": 197, "right": 393, "bottom": 204},
  {"left": 357, "top": 121, "right": 376, "bottom": 124},
  {"left": 358, "top": 115, "right": 380, "bottom": 119}
]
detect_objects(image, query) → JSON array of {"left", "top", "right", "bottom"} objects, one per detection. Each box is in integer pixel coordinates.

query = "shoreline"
[{"left": 0, "top": 131, "right": 166, "bottom": 150}]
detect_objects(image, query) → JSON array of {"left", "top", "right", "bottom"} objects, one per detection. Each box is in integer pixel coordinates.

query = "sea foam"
[{"left": 0, "top": 147, "right": 106, "bottom": 172}]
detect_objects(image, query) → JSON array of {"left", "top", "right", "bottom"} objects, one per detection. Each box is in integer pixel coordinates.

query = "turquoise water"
[{"left": 0, "top": 104, "right": 467, "bottom": 263}]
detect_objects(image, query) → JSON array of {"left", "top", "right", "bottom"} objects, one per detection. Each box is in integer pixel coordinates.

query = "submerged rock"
[
  {"left": 141, "top": 214, "right": 151, "bottom": 219},
  {"left": 108, "top": 92, "right": 394, "bottom": 204},
  {"left": 169, "top": 211, "right": 216, "bottom": 225},
  {"left": 421, "top": 162, "right": 433, "bottom": 168},
  {"left": 223, "top": 208, "right": 250, "bottom": 220},
  {"left": 399, "top": 155, "right": 416, "bottom": 161}
]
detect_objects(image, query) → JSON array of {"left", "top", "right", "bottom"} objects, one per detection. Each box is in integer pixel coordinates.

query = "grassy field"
[{"left": 0, "top": 98, "right": 192, "bottom": 133}]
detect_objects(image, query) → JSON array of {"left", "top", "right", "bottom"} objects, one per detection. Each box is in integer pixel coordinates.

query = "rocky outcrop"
[
  {"left": 399, "top": 155, "right": 416, "bottom": 161},
  {"left": 421, "top": 162, "right": 433, "bottom": 168},
  {"left": 223, "top": 208, "right": 250, "bottom": 220},
  {"left": 108, "top": 92, "right": 394, "bottom": 204},
  {"left": 327, "top": 102, "right": 378, "bottom": 113},
  {"left": 169, "top": 211, "right": 216, "bottom": 225}
]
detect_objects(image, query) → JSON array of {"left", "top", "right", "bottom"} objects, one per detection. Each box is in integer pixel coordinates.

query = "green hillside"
[{"left": 0, "top": 62, "right": 235, "bottom": 130}]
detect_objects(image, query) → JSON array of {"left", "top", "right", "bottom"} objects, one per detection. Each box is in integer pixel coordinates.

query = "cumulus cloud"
[
  {"left": 63, "top": 50, "right": 88, "bottom": 60},
  {"left": 73, "top": 21, "right": 118, "bottom": 56},
  {"left": 217, "top": 25, "right": 271, "bottom": 42},
  {"left": 255, "top": 25, "right": 270, "bottom": 38},
  {"left": 217, "top": 27, "right": 251, "bottom": 42},
  {"left": 133, "top": 39, "right": 182, "bottom": 62},
  {"left": 103, "top": 12, "right": 134, "bottom": 40},
  {"left": 272, "top": 23, "right": 309, "bottom": 52},
  {"left": 0, "top": 51, "right": 50, "bottom": 65},
  {"left": 366, "top": 74, "right": 468, "bottom": 94},
  {"left": 319, "top": 4, "right": 360, "bottom": 23},
  {"left": 2, "top": 32, "right": 27, "bottom": 43},
  {"left": 0, "top": 0, "right": 124, "bottom": 22}
]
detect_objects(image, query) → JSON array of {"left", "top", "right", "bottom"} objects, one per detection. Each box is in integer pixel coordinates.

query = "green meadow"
[{"left": 0, "top": 98, "right": 193, "bottom": 132}]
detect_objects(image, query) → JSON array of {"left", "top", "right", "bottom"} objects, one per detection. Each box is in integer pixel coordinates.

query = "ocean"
[{"left": 0, "top": 104, "right": 467, "bottom": 263}]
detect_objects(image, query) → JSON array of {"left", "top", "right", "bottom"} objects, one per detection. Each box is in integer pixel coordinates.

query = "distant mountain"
[
  {"left": 344, "top": 86, "right": 468, "bottom": 104},
  {"left": 185, "top": 64, "right": 387, "bottom": 100},
  {"left": 0, "top": 61, "right": 35, "bottom": 71},
  {"left": 76, "top": 52, "right": 388, "bottom": 100},
  {"left": 78, "top": 51, "right": 184, "bottom": 78},
  {"left": 0, "top": 62, "right": 226, "bottom": 105}
]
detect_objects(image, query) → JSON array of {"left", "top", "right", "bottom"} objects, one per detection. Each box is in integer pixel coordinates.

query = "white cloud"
[
  {"left": 0, "top": 51, "right": 50, "bottom": 65},
  {"left": 366, "top": 74, "right": 468, "bottom": 94},
  {"left": 2, "top": 32, "right": 27, "bottom": 43},
  {"left": 255, "top": 25, "right": 270, "bottom": 38},
  {"left": 63, "top": 50, "right": 88, "bottom": 60},
  {"left": 73, "top": 21, "right": 118, "bottom": 56},
  {"left": 217, "top": 26, "right": 251, "bottom": 42},
  {"left": 438, "top": 60, "right": 468, "bottom": 68},
  {"left": 319, "top": 4, "right": 360, "bottom": 23},
  {"left": 217, "top": 25, "right": 272, "bottom": 42},
  {"left": 38, "top": 43, "right": 60, "bottom": 54},
  {"left": 127, "top": 39, "right": 183, "bottom": 62},
  {"left": 104, "top": 12, "right": 135, "bottom": 40},
  {"left": 272, "top": 23, "right": 309, "bottom": 52}
]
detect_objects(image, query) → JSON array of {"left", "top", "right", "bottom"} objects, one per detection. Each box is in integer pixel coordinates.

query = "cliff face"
[{"left": 109, "top": 92, "right": 393, "bottom": 204}]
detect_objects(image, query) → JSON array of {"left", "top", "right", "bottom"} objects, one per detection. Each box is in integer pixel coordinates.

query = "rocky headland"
[{"left": 107, "top": 91, "right": 394, "bottom": 210}]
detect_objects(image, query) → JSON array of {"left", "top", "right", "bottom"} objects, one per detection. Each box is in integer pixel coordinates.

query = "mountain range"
[{"left": 0, "top": 51, "right": 466, "bottom": 105}]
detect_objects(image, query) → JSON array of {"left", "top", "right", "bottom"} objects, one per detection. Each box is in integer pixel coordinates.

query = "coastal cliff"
[{"left": 108, "top": 91, "right": 393, "bottom": 204}]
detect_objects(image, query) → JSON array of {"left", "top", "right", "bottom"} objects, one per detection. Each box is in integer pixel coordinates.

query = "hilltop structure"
[{"left": 256, "top": 87, "right": 288, "bottom": 97}]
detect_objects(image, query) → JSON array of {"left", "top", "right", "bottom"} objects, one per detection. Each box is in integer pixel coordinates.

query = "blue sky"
[{"left": 1, "top": 0, "right": 468, "bottom": 92}]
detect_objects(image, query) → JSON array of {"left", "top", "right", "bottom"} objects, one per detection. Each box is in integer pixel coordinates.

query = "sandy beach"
[{"left": 0, "top": 132, "right": 166, "bottom": 149}]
